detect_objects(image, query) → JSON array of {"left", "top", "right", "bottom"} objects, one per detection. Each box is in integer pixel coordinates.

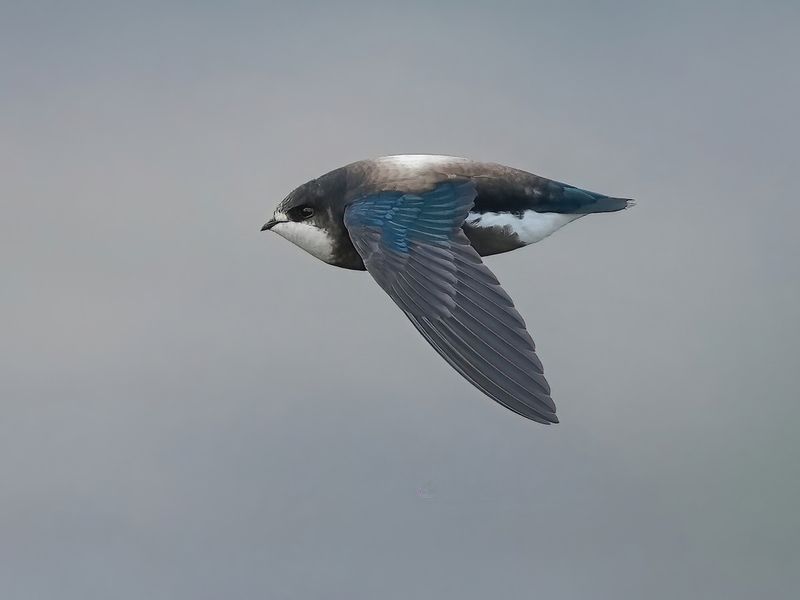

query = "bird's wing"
[{"left": 343, "top": 180, "right": 557, "bottom": 424}]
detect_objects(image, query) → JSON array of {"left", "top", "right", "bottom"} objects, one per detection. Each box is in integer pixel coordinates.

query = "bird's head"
[{"left": 261, "top": 167, "right": 365, "bottom": 270}]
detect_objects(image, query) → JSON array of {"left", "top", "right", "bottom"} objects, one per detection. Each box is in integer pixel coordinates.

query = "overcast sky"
[{"left": 2, "top": 1, "right": 799, "bottom": 598}]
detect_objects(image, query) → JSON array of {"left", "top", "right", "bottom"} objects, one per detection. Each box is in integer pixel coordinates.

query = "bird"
[{"left": 261, "top": 155, "right": 633, "bottom": 424}]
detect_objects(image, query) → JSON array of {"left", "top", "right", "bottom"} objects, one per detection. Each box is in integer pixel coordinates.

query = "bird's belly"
[{"left": 463, "top": 210, "right": 581, "bottom": 256}]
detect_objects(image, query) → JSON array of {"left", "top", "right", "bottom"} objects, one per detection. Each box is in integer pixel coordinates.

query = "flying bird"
[{"left": 261, "top": 155, "right": 633, "bottom": 423}]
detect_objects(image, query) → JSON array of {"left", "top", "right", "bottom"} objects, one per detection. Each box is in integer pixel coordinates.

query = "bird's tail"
[
  {"left": 585, "top": 196, "right": 636, "bottom": 213},
  {"left": 536, "top": 182, "right": 636, "bottom": 214}
]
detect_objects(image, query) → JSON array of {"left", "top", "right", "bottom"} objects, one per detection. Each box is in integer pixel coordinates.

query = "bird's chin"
[{"left": 271, "top": 221, "right": 335, "bottom": 264}]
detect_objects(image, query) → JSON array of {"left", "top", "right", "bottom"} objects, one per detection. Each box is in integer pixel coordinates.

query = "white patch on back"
[
  {"left": 377, "top": 154, "right": 461, "bottom": 168},
  {"left": 465, "top": 210, "right": 582, "bottom": 245},
  {"left": 272, "top": 221, "right": 335, "bottom": 263}
]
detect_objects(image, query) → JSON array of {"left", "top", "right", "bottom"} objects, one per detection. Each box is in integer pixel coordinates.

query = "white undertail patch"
[
  {"left": 272, "top": 221, "right": 335, "bottom": 263},
  {"left": 465, "top": 210, "right": 582, "bottom": 245}
]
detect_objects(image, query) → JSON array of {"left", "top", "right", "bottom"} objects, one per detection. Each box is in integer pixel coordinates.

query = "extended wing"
[{"left": 344, "top": 181, "right": 557, "bottom": 424}]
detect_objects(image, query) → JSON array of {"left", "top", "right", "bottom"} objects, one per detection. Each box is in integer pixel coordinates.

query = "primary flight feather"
[{"left": 261, "top": 155, "right": 633, "bottom": 423}]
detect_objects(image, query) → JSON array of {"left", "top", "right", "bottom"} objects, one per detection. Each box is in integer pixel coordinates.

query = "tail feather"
[
  {"left": 545, "top": 184, "right": 635, "bottom": 214},
  {"left": 579, "top": 193, "right": 636, "bottom": 213}
]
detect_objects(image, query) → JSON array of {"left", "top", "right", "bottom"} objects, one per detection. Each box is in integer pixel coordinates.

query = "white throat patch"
[{"left": 272, "top": 221, "right": 335, "bottom": 263}]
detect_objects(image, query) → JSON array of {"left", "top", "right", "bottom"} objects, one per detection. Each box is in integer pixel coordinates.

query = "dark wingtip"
[
  {"left": 514, "top": 404, "right": 559, "bottom": 425},
  {"left": 535, "top": 410, "right": 559, "bottom": 425}
]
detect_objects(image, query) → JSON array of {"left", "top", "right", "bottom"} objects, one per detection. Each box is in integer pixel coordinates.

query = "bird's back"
[{"left": 344, "top": 154, "right": 531, "bottom": 199}]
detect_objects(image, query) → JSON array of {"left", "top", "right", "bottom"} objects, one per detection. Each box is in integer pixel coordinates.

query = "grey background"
[{"left": 2, "top": 1, "right": 799, "bottom": 598}]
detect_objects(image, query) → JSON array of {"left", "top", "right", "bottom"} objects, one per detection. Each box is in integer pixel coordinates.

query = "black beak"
[{"left": 261, "top": 219, "right": 279, "bottom": 231}]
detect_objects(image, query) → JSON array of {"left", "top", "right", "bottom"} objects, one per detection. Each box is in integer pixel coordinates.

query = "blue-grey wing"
[{"left": 344, "top": 180, "right": 557, "bottom": 424}]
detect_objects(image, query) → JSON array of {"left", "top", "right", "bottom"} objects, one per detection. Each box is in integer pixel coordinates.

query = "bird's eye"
[{"left": 287, "top": 206, "right": 314, "bottom": 221}]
